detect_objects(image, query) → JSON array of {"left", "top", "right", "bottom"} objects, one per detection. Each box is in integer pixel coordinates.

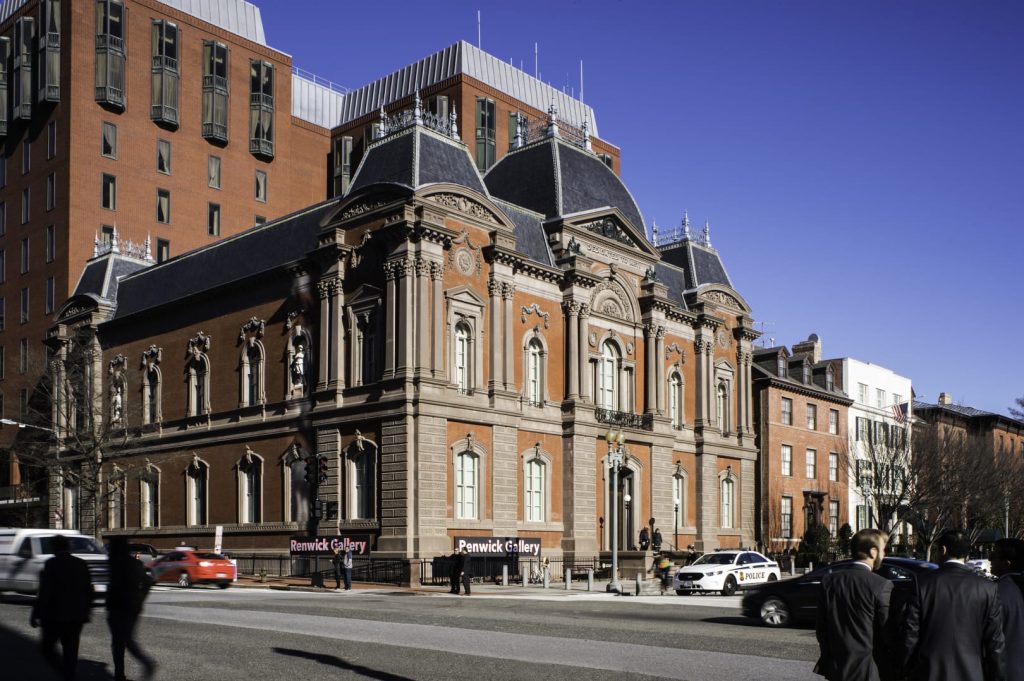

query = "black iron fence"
[
  {"left": 231, "top": 554, "right": 409, "bottom": 586},
  {"left": 420, "top": 555, "right": 606, "bottom": 585}
]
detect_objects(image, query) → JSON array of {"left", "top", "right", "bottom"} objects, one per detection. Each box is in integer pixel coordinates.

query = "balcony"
[
  {"left": 151, "top": 104, "right": 179, "bottom": 127},
  {"left": 595, "top": 407, "right": 654, "bottom": 431},
  {"left": 202, "top": 121, "right": 228, "bottom": 144},
  {"left": 249, "top": 137, "right": 274, "bottom": 160},
  {"left": 95, "top": 85, "right": 124, "bottom": 110}
]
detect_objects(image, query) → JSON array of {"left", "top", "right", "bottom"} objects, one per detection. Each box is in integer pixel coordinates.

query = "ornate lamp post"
[{"left": 605, "top": 429, "right": 627, "bottom": 593}]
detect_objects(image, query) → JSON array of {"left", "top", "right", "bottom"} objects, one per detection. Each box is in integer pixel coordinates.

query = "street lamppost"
[
  {"left": 674, "top": 497, "right": 680, "bottom": 553},
  {"left": 605, "top": 429, "right": 626, "bottom": 593}
]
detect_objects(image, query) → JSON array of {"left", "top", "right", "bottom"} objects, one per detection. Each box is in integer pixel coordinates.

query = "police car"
[{"left": 671, "top": 550, "right": 781, "bottom": 596}]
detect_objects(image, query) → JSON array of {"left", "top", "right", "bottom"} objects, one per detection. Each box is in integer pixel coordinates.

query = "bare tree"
[
  {"left": 837, "top": 421, "right": 915, "bottom": 544},
  {"left": 1010, "top": 395, "right": 1024, "bottom": 420}
]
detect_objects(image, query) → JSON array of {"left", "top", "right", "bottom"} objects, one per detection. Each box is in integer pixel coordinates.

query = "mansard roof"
[
  {"left": 657, "top": 237, "right": 733, "bottom": 291},
  {"left": 484, "top": 136, "right": 646, "bottom": 237},
  {"left": 110, "top": 199, "right": 339, "bottom": 321},
  {"left": 348, "top": 122, "right": 486, "bottom": 196},
  {"left": 492, "top": 199, "right": 553, "bottom": 267},
  {"left": 73, "top": 254, "right": 152, "bottom": 303}
]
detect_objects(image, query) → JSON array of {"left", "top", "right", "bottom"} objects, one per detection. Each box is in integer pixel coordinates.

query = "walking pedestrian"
[
  {"left": 655, "top": 553, "right": 672, "bottom": 595},
  {"left": 460, "top": 548, "right": 472, "bottom": 596},
  {"left": 342, "top": 548, "right": 353, "bottom": 591},
  {"left": 814, "top": 528, "right": 893, "bottom": 681},
  {"left": 331, "top": 547, "right": 343, "bottom": 590},
  {"left": 899, "top": 530, "right": 1006, "bottom": 681},
  {"left": 639, "top": 527, "right": 650, "bottom": 551},
  {"left": 991, "top": 538, "right": 1024, "bottom": 681},
  {"left": 106, "top": 536, "right": 157, "bottom": 681},
  {"left": 29, "top": 534, "right": 94, "bottom": 681}
]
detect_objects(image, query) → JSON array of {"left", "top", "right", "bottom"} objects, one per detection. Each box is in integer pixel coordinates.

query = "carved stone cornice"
[
  {"left": 426, "top": 193, "right": 500, "bottom": 225},
  {"left": 339, "top": 199, "right": 390, "bottom": 222}
]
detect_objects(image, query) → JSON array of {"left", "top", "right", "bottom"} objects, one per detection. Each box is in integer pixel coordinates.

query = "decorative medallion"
[
  {"left": 588, "top": 331, "right": 598, "bottom": 348},
  {"left": 716, "top": 330, "right": 730, "bottom": 349},
  {"left": 455, "top": 248, "right": 475, "bottom": 275},
  {"left": 626, "top": 342, "right": 634, "bottom": 356}
]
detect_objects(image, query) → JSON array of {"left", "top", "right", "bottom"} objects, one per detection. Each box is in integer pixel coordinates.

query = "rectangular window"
[
  {"left": 46, "top": 173, "right": 55, "bottom": 211},
  {"left": 45, "top": 277, "right": 53, "bottom": 314},
  {"left": 781, "top": 397, "right": 792, "bottom": 425},
  {"left": 47, "top": 120, "right": 56, "bottom": 158},
  {"left": 0, "top": 297, "right": 4, "bottom": 331},
  {"left": 829, "top": 451, "right": 839, "bottom": 482},
  {"left": 781, "top": 444, "right": 792, "bottom": 476},
  {"left": 156, "top": 189, "right": 170, "bottom": 223},
  {"left": 20, "top": 288, "right": 28, "bottom": 323},
  {"left": 332, "top": 136, "right": 353, "bottom": 196},
  {"left": 249, "top": 60, "right": 274, "bottom": 158},
  {"left": 102, "top": 174, "right": 116, "bottom": 210},
  {"left": 781, "top": 497, "right": 792, "bottom": 539},
  {"left": 13, "top": 17, "right": 33, "bottom": 120},
  {"left": 21, "top": 188, "right": 29, "bottom": 224},
  {"left": 856, "top": 417, "right": 869, "bottom": 442},
  {"left": 0, "top": 156, "right": 6, "bottom": 187},
  {"left": 892, "top": 393, "right": 902, "bottom": 407},
  {"left": 208, "top": 156, "right": 221, "bottom": 188},
  {"left": 0, "top": 346, "right": 4, "bottom": 379},
  {"left": 829, "top": 409, "right": 839, "bottom": 435},
  {"left": 858, "top": 383, "right": 868, "bottom": 404},
  {"left": 202, "top": 41, "right": 229, "bottom": 142},
  {"left": 38, "top": 0, "right": 60, "bottom": 102},
  {"left": 254, "top": 215, "right": 266, "bottom": 226},
  {"left": 856, "top": 505, "right": 867, "bottom": 532},
  {"left": 157, "top": 140, "right": 171, "bottom": 174},
  {"left": 255, "top": 170, "right": 267, "bottom": 202},
  {"left": 806, "top": 403, "right": 817, "bottom": 430},
  {"left": 208, "top": 203, "right": 220, "bottom": 236},
  {"left": 0, "top": 202, "right": 5, "bottom": 235},
  {"left": 19, "top": 339, "right": 27, "bottom": 372},
  {"left": 156, "top": 238, "right": 170, "bottom": 263},
  {"left": 102, "top": 122, "right": 117, "bottom": 158},
  {"left": 20, "top": 238, "right": 28, "bottom": 274},
  {"left": 22, "top": 139, "right": 30, "bottom": 174},
  {"left": 806, "top": 449, "right": 817, "bottom": 478},
  {"left": 101, "top": 225, "right": 114, "bottom": 245},
  {"left": 0, "top": 38, "right": 8, "bottom": 136},
  {"left": 46, "top": 225, "right": 54, "bottom": 262},
  {"left": 474, "top": 97, "right": 496, "bottom": 171},
  {"left": 876, "top": 388, "right": 885, "bottom": 409},
  {"left": 151, "top": 20, "right": 180, "bottom": 126},
  {"left": 0, "top": 250, "right": 5, "bottom": 282},
  {"left": 95, "top": 0, "right": 125, "bottom": 109},
  {"left": 829, "top": 501, "right": 839, "bottom": 537}
]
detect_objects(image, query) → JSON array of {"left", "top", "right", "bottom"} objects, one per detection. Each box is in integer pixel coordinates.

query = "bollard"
[
  {"left": 790, "top": 558, "right": 795, "bottom": 577},
  {"left": 543, "top": 566, "right": 549, "bottom": 589},
  {"left": 502, "top": 565, "right": 508, "bottom": 587},
  {"left": 635, "top": 573, "right": 642, "bottom": 596},
  {"left": 808, "top": 560, "right": 814, "bottom": 572},
  {"left": 565, "top": 568, "right": 571, "bottom": 590},
  {"left": 587, "top": 569, "right": 593, "bottom": 592}
]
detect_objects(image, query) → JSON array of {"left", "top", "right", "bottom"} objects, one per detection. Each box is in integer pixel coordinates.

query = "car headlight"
[
  {"left": 708, "top": 570, "right": 722, "bottom": 576},
  {"left": 199, "top": 561, "right": 213, "bottom": 567}
]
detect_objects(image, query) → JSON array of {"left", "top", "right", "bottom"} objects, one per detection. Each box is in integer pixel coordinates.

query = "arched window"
[
  {"left": 109, "top": 473, "right": 126, "bottom": 529},
  {"left": 144, "top": 367, "right": 160, "bottom": 424},
  {"left": 455, "top": 451, "right": 478, "bottom": 519},
  {"left": 599, "top": 341, "right": 619, "bottom": 410},
  {"left": 140, "top": 466, "right": 160, "bottom": 529},
  {"left": 239, "top": 453, "right": 262, "bottom": 524},
  {"left": 525, "top": 458, "right": 545, "bottom": 522},
  {"left": 717, "top": 382, "right": 729, "bottom": 434},
  {"left": 721, "top": 476, "right": 735, "bottom": 529},
  {"left": 187, "top": 458, "right": 208, "bottom": 526},
  {"left": 454, "top": 322, "right": 471, "bottom": 394},
  {"left": 669, "top": 372, "right": 683, "bottom": 428},
  {"left": 188, "top": 355, "right": 210, "bottom": 416},
  {"left": 527, "top": 339, "right": 543, "bottom": 405},
  {"left": 241, "top": 343, "right": 264, "bottom": 407}
]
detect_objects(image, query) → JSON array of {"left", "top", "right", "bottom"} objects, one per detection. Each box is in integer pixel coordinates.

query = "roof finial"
[
  {"left": 547, "top": 100, "right": 559, "bottom": 137},
  {"left": 652, "top": 219, "right": 659, "bottom": 246},
  {"left": 702, "top": 219, "right": 711, "bottom": 247},
  {"left": 94, "top": 232, "right": 101, "bottom": 258},
  {"left": 413, "top": 90, "right": 423, "bottom": 125},
  {"left": 512, "top": 112, "right": 525, "bottom": 149},
  {"left": 111, "top": 225, "right": 120, "bottom": 254},
  {"left": 582, "top": 116, "right": 592, "bottom": 151},
  {"left": 449, "top": 105, "right": 458, "bottom": 139},
  {"left": 144, "top": 232, "right": 152, "bottom": 262},
  {"left": 682, "top": 211, "right": 691, "bottom": 240},
  {"left": 378, "top": 106, "right": 387, "bottom": 138}
]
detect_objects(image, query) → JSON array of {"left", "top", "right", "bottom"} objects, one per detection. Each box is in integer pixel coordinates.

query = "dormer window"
[
  {"left": 802, "top": 363, "right": 810, "bottom": 384},
  {"left": 777, "top": 355, "right": 786, "bottom": 378},
  {"left": 825, "top": 367, "right": 834, "bottom": 391}
]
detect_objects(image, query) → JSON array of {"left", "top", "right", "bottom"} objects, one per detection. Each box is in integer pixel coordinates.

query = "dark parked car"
[{"left": 741, "top": 557, "right": 938, "bottom": 627}]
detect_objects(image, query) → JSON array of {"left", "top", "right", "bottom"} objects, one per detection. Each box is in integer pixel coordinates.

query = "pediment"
[
  {"left": 562, "top": 208, "right": 659, "bottom": 258},
  {"left": 347, "top": 284, "right": 383, "bottom": 308},
  {"left": 698, "top": 285, "right": 751, "bottom": 314},
  {"left": 55, "top": 295, "right": 101, "bottom": 323},
  {"left": 444, "top": 284, "right": 487, "bottom": 308}
]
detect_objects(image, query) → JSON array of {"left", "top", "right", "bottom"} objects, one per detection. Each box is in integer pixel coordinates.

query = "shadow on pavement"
[
  {"left": 0, "top": 622, "right": 114, "bottom": 680},
  {"left": 274, "top": 647, "right": 414, "bottom": 681},
  {"left": 701, "top": 616, "right": 770, "bottom": 628}
]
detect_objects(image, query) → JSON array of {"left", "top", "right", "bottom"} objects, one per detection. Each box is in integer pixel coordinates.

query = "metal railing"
[
  {"left": 232, "top": 554, "right": 409, "bottom": 586},
  {"left": 420, "top": 555, "right": 606, "bottom": 585},
  {"left": 595, "top": 407, "right": 654, "bottom": 431}
]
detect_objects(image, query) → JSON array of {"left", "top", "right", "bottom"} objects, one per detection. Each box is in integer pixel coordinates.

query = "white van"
[{"left": 0, "top": 528, "right": 109, "bottom": 596}]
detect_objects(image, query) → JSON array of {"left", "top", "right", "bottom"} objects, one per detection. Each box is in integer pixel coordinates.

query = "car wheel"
[
  {"left": 721, "top": 575, "right": 737, "bottom": 596},
  {"left": 767, "top": 574, "right": 778, "bottom": 582},
  {"left": 177, "top": 571, "right": 191, "bottom": 588},
  {"left": 217, "top": 582, "right": 230, "bottom": 589},
  {"left": 675, "top": 589, "right": 687, "bottom": 596},
  {"left": 760, "top": 596, "right": 790, "bottom": 627}
]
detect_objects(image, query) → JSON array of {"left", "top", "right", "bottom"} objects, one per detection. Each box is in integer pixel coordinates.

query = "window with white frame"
[
  {"left": 674, "top": 470, "right": 687, "bottom": 527},
  {"left": 781, "top": 445, "right": 792, "bottom": 476},
  {"left": 140, "top": 467, "right": 159, "bottom": 529},
  {"left": 806, "top": 449, "right": 817, "bottom": 478},
  {"left": 802, "top": 363, "right": 811, "bottom": 384},
  {"left": 806, "top": 403, "right": 817, "bottom": 430},
  {"left": 241, "top": 343, "right": 264, "bottom": 407},
  {"left": 142, "top": 366, "right": 160, "bottom": 425},
  {"left": 781, "top": 496, "right": 792, "bottom": 538},
  {"left": 351, "top": 445, "right": 375, "bottom": 520},
  {"left": 826, "top": 367, "right": 834, "bottom": 391},
  {"left": 454, "top": 321, "right": 471, "bottom": 394},
  {"left": 63, "top": 479, "right": 79, "bottom": 530},
  {"left": 777, "top": 355, "right": 786, "bottom": 377},
  {"left": 716, "top": 382, "right": 730, "bottom": 434},
  {"left": 525, "top": 457, "right": 545, "bottom": 522},
  {"left": 829, "top": 500, "right": 839, "bottom": 536},
  {"left": 781, "top": 397, "right": 792, "bottom": 425},
  {"left": 856, "top": 505, "right": 867, "bottom": 531},
  {"left": 186, "top": 459, "right": 208, "bottom": 526},
  {"left": 721, "top": 476, "right": 735, "bottom": 529},
  {"left": 876, "top": 388, "right": 885, "bottom": 409},
  {"left": 599, "top": 341, "right": 619, "bottom": 410},
  {"left": 239, "top": 453, "right": 262, "bottom": 524},
  {"left": 829, "top": 409, "right": 838, "bottom": 435},
  {"left": 455, "top": 451, "right": 478, "bottom": 519},
  {"left": 108, "top": 473, "right": 126, "bottom": 529},
  {"left": 187, "top": 355, "right": 210, "bottom": 416},
  {"left": 526, "top": 338, "right": 543, "bottom": 406},
  {"left": 829, "top": 451, "right": 839, "bottom": 482},
  {"left": 669, "top": 372, "right": 684, "bottom": 428},
  {"left": 858, "top": 383, "right": 868, "bottom": 404}
]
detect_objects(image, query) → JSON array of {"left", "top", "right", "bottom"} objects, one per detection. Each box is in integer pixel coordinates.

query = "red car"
[{"left": 146, "top": 549, "right": 235, "bottom": 588}]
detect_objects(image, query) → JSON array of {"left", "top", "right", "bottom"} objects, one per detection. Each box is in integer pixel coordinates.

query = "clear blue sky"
[{"left": 260, "top": 1, "right": 1023, "bottom": 417}]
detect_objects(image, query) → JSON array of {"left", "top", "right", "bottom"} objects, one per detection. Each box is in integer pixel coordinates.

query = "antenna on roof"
[
  {"left": 477, "top": 10, "right": 481, "bottom": 48},
  {"left": 534, "top": 42, "right": 539, "bottom": 79},
  {"left": 580, "top": 60, "right": 584, "bottom": 103}
]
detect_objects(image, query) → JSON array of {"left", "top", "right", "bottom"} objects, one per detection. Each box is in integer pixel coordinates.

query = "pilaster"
[
  {"left": 492, "top": 425, "right": 518, "bottom": 534},
  {"left": 379, "top": 416, "right": 415, "bottom": 555},
  {"left": 695, "top": 452, "right": 718, "bottom": 552},
  {"left": 562, "top": 432, "right": 598, "bottom": 557},
  {"left": 741, "top": 458, "right": 756, "bottom": 548},
  {"left": 413, "top": 414, "right": 448, "bottom": 556}
]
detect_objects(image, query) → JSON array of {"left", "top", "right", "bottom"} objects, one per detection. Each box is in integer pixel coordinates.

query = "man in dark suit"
[
  {"left": 449, "top": 550, "right": 464, "bottom": 594},
  {"left": 30, "top": 534, "right": 95, "bottom": 681},
  {"left": 900, "top": 530, "right": 1006, "bottom": 681},
  {"left": 107, "top": 536, "right": 157, "bottom": 681},
  {"left": 991, "top": 538, "right": 1024, "bottom": 681},
  {"left": 815, "top": 528, "right": 894, "bottom": 681}
]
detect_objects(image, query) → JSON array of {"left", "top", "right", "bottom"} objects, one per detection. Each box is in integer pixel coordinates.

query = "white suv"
[{"left": 0, "top": 528, "right": 109, "bottom": 596}]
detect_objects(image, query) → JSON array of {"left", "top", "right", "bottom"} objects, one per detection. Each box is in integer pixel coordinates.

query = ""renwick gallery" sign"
[
  {"left": 288, "top": 535, "right": 372, "bottom": 556},
  {"left": 454, "top": 536, "right": 542, "bottom": 557}
]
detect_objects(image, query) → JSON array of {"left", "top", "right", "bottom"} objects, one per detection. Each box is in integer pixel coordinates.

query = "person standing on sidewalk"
[
  {"left": 106, "top": 536, "right": 157, "bottom": 681},
  {"left": 450, "top": 550, "right": 464, "bottom": 594},
  {"left": 342, "top": 548, "right": 353, "bottom": 591},
  {"left": 990, "top": 538, "right": 1023, "bottom": 681},
  {"left": 461, "top": 548, "right": 472, "bottom": 596},
  {"left": 331, "top": 547, "right": 343, "bottom": 590},
  {"left": 30, "top": 534, "right": 94, "bottom": 681}
]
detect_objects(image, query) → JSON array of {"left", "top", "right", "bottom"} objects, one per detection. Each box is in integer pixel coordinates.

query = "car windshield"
[
  {"left": 39, "top": 536, "right": 104, "bottom": 555},
  {"left": 194, "top": 553, "right": 226, "bottom": 560},
  {"left": 693, "top": 553, "right": 738, "bottom": 566}
]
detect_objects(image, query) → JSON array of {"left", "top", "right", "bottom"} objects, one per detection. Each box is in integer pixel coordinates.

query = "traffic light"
[
  {"left": 312, "top": 499, "right": 323, "bottom": 520},
  {"left": 304, "top": 457, "right": 316, "bottom": 486},
  {"left": 318, "top": 455, "right": 329, "bottom": 484}
]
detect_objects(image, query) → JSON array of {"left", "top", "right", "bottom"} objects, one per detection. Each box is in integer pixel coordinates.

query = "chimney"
[
  {"left": 938, "top": 392, "right": 952, "bottom": 405},
  {"left": 790, "top": 333, "right": 822, "bottom": 364}
]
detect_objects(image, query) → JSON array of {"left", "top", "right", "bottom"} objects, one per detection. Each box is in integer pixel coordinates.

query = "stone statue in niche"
[
  {"left": 111, "top": 383, "right": 124, "bottom": 423},
  {"left": 291, "top": 340, "right": 306, "bottom": 390}
]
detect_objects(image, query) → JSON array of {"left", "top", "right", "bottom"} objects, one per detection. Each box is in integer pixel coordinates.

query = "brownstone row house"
[
  {"left": 45, "top": 91, "right": 762, "bottom": 559},
  {"left": 751, "top": 335, "right": 852, "bottom": 552}
]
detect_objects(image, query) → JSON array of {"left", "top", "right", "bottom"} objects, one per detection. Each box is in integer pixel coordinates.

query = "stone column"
[
  {"left": 693, "top": 338, "right": 712, "bottom": 428},
  {"left": 503, "top": 283, "right": 515, "bottom": 392},
  {"left": 578, "top": 305, "right": 591, "bottom": 402},
  {"left": 396, "top": 259, "right": 414, "bottom": 377},
  {"left": 743, "top": 350, "right": 755, "bottom": 433},
  {"left": 564, "top": 302, "right": 580, "bottom": 399},
  {"left": 644, "top": 324, "right": 656, "bottom": 414},
  {"left": 330, "top": 277, "right": 344, "bottom": 390},
  {"left": 415, "top": 258, "right": 430, "bottom": 376},
  {"left": 655, "top": 327, "right": 666, "bottom": 415},
  {"left": 562, "top": 433, "right": 599, "bottom": 558},
  {"left": 383, "top": 262, "right": 398, "bottom": 378},
  {"left": 430, "top": 262, "right": 444, "bottom": 378},
  {"left": 488, "top": 278, "right": 502, "bottom": 393}
]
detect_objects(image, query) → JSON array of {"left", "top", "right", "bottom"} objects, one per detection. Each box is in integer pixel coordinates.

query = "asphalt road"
[{"left": 2, "top": 587, "right": 820, "bottom": 680}]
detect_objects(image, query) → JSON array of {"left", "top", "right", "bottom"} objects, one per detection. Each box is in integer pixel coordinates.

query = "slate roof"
[
  {"left": 653, "top": 263, "right": 688, "bottom": 311},
  {"left": 492, "top": 199, "right": 553, "bottom": 267},
  {"left": 111, "top": 199, "right": 338, "bottom": 321},
  {"left": 484, "top": 137, "right": 646, "bottom": 236},
  {"left": 349, "top": 125, "right": 485, "bottom": 195},
  {"left": 657, "top": 239, "right": 733, "bottom": 290},
  {"left": 912, "top": 400, "right": 994, "bottom": 419},
  {"left": 72, "top": 255, "right": 152, "bottom": 303}
]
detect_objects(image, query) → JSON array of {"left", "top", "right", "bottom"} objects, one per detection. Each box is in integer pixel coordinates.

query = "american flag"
[{"left": 891, "top": 402, "right": 908, "bottom": 424}]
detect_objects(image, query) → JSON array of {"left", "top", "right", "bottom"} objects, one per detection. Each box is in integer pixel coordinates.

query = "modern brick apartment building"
[
  {"left": 44, "top": 69, "right": 762, "bottom": 561},
  {"left": 751, "top": 335, "right": 852, "bottom": 552},
  {"left": 0, "top": 0, "right": 341, "bottom": 523}
]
